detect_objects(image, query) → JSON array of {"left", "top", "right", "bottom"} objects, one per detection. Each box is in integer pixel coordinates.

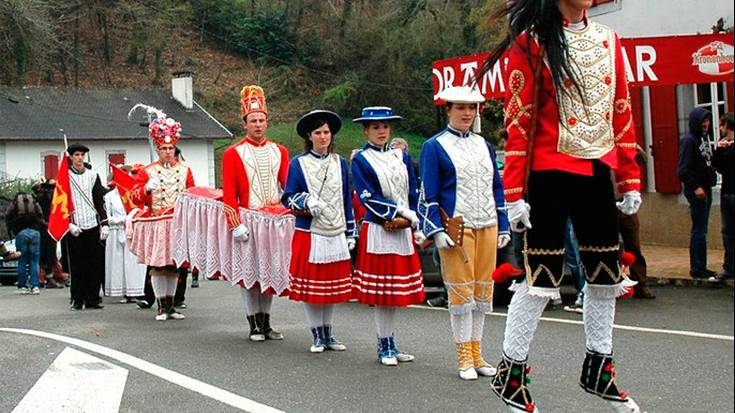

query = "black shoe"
[
  {"left": 691, "top": 269, "right": 718, "bottom": 279},
  {"left": 70, "top": 302, "right": 83, "bottom": 311},
  {"left": 426, "top": 296, "right": 447, "bottom": 308},
  {"left": 136, "top": 299, "right": 152, "bottom": 309},
  {"left": 174, "top": 301, "right": 187, "bottom": 309},
  {"left": 86, "top": 303, "right": 104, "bottom": 309}
]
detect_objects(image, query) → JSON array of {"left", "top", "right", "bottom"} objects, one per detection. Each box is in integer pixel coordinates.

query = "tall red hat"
[{"left": 240, "top": 85, "right": 268, "bottom": 119}]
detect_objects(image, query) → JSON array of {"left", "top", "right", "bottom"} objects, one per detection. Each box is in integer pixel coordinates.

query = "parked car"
[{"left": 0, "top": 239, "right": 19, "bottom": 286}]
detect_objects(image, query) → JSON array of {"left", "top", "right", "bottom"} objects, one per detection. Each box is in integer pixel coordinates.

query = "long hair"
[{"left": 476, "top": 0, "right": 584, "bottom": 106}]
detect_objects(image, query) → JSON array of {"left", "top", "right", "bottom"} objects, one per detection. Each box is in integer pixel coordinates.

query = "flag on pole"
[
  {"left": 109, "top": 162, "right": 138, "bottom": 213},
  {"left": 48, "top": 155, "right": 74, "bottom": 242}
]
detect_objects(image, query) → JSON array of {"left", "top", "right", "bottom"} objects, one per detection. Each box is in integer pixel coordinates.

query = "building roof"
[{"left": 0, "top": 86, "right": 232, "bottom": 141}]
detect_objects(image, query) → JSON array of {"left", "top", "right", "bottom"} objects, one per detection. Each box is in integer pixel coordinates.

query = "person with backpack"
[{"left": 5, "top": 192, "right": 45, "bottom": 295}]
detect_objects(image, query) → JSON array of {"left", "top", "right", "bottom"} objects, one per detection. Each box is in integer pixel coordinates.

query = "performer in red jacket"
[
  {"left": 221, "top": 85, "right": 290, "bottom": 342},
  {"left": 129, "top": 114, "right": 195, "bottom": 321},
  {"left": 478, "top": 1, "right": 641, "bottom": 412}
]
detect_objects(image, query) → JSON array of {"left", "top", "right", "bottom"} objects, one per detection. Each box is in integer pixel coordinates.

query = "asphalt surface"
[{"left": 1, "top": 280, "right": 732, "bottom": 413}]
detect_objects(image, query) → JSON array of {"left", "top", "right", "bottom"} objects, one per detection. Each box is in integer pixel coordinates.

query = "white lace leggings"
[{"left": 239, "top": 287, "right": 274, "bottom": 316}]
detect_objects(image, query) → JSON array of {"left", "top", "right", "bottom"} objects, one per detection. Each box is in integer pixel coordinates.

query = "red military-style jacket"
[
  {"left": 221, "top": 137, "right": 290, "bottom": 229},
  {"left": 502, "top": 21, "right": 641, "bottom": 202}
]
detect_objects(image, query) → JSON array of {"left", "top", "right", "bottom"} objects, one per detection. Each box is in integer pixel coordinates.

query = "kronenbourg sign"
[{"left": 692, "top": 41, "right": 734, "bottom": 76}]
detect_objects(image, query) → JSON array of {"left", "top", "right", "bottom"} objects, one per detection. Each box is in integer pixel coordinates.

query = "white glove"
[
  {"left": 145, "top": 176, "right": 159, "bottom": 192},
  {"left": 126, "top": 208, "right": 140, "bottom": 224},
  {"left": 68, "top": 223, "right": 82, "bottom": 237},
  {"left": 100, "top": 225, "right": 110, "bottom": 241},
  {"left": 616, "top": 191, "right": 642, "bottom": 215},
  {"left": 497, "top": 233, "right": 511, "bottom": 249},
  {"left": 107, "top": 216, "right": 123, "bottom": 226},
  {"left": 232, "top": 224, "right": 250, "bottom": 242},
  {"left": 397, "top": 207, "right": 420, "bottom": 229},
  {"left": 413, "top": 230, "right": 427, "bottom": 245},
  {"left": 347, "top": 238, "right": 356, "bottom": 251},
  {"left": 433, "top": 231, "right": 456, "bottom": 250},
  {"left": 306, "top": 196, "right": 326, "bottom": 217},
  {"left": 507, "top": 200, "right": 532, "bottom": 233}
]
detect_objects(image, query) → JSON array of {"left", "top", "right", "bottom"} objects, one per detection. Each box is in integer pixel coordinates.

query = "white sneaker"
[
  {"left": 326, "top": 341, "right": 347, "bottom": 351},
  {"left": 380, "top": 356, "right": 398, "bottom": 366},
  {"left": 30, "top": 287, "right": 40, "bottom": 295},
  {"left": 607, "top": 398, "right": 641, "bottom": 413},
  {"left": 459, "top": 368, "right": 478, "bottom": 381},
  {"left": 155, "top": 312, "right": 168, "bottom": 321},
  {"left": 396, "top": 352, "right": 415, "bottom": 363},
  {"left": 249, "top": 333, "right": 266, "bottom": 342},
  {"left": 475, "top": 365, "right": 497, "bottom": 376},
  {"left": 168, "top": 312, "right": 185, "bottom": 320},
  {"left": 16, "top": 287, "right": 30, "bottom": 295},
  {"left": 310, "top": 344, "right": 326, "bottom": 353}
]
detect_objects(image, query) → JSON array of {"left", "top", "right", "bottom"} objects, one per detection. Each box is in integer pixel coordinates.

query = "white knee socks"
[
  {"left": 583, "top": 286, "right": 616, "bottom": 354},
  {"left": 374, "top": 306, "right": 396, "bottom": 338},
  {"left": 239, "top": 287, "right": 260, "bottom": 315},
  {"left": 450, "top": 312, "right": 473, "bottom": 343},
  {"left": 502, "top": 283, "right": 550, "bottom": 361},
  {"left": 304, "top": 303, "right": 323, "bottom": 328},
  {"left": 471, "top": 309, "right": 485, "bottom": 342},
  {"left": 151, "top": 275, "right": 176, "bottom": 298}
]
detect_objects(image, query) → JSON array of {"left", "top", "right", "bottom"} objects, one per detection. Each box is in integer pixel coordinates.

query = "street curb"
[{"left": 651, "top": 276, "right": 735, "bottom": 288}]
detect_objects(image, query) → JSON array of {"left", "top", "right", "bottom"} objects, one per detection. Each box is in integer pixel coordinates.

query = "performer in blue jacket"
[
  {"left": 351, "top": 106, "right": 426, "bottom": 367},
  {"left": 419, "top": 86, "right": 510, "bottom": 380},
  {"left": 282, "top": 110, "right": 356, "bottom": 354}
]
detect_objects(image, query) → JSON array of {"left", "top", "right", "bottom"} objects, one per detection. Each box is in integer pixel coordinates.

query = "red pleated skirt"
[
  {"left": 352, "top": 224, "right": 425, "bottom": 307},
  {"left": 288, "top": 230, "right": 353, "bottom": 304}
]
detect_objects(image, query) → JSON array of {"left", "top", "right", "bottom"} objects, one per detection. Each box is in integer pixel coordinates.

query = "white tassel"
[{"left": 472, "top": 103, "right": 483, "bottom": 133}]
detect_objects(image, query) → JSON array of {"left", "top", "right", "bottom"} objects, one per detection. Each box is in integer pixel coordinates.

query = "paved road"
[{"left": 1, "top": 281, "right": 732, "bottom": 413}]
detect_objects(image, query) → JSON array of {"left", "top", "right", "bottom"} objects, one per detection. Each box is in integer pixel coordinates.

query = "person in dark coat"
[{"left": 677, "top": 107, "right": 718, "bottom": 279}]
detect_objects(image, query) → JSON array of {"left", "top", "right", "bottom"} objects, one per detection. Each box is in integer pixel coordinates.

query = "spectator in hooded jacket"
[{"left": 677, "top": 107, "right": 718, "bottom": 279}]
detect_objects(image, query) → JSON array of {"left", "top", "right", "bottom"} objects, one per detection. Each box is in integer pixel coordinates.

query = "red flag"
[
  {"left": 109, "top": 162, "right": 138, "bottom": 213},
  {"left": 47, "top": 155, "right": 75, "bottom": 241}
]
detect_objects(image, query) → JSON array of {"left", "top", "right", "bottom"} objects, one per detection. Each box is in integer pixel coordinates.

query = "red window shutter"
[
  {"left": 649, "top": 86, "right": 681, "bottom": 194},
  {"left": 629, "top": 86, "right": 647, "bottom": 190},
  {"left": 108, "top": 153, "right": 126, "bottom": 166},
  {"left": 43, "top": 154, "right": 59, "bottom": 180}
]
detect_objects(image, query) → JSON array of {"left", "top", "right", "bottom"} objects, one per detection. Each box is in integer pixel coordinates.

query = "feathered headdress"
[{"left": 127, "top": 103, "right": 182, "bottom": 147}]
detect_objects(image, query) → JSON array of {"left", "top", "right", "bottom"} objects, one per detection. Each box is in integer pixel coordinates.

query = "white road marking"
[
  {"left": 410, "top": 305, "right": 735, "bottom": 342},
  {"left": 13, "top": 347, "right": 128, "bottom": 413},
  {"left": 0, "top": 328, "right": 286, "bottom": 413}
]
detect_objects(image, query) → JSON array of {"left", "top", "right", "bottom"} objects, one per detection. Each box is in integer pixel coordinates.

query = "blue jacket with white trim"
[
  {"left": 418, "top": 126, "right": 509, "bottom": 238},
  {"left": 351, "top": 143, "right": 419, "bottom": 225},
  {"left": 281, "top": 151, "right": 356, "bottom": 238}
]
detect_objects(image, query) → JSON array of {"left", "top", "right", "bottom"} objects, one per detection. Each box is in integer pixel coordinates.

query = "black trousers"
[
  {"left": 524, "top": 162, "right": 623, "bottom": 289},
  {"left": 67, "top": 226, "right": 104, "bottom": 306}
]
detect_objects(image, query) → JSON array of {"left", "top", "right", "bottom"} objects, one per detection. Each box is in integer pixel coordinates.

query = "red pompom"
[
  {"left": 493, "top": 263, "right": 524, "bottom": 283},
  {"left": 620, "top": 287, "right": 635, "bottom": 300},
  {"left": 620, "top": 252, "right": 636, "bottom": 267},
  {"left": 525, "top": 403, "right": 536, "bottom": 412}
]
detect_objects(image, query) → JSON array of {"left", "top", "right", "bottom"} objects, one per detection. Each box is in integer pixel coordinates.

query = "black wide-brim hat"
[
  {"left": 296, "top": 110, "right": 342, "bottom": 139},
  {"left": 66, "top": 143, "right": 90, "bottom": 155}
]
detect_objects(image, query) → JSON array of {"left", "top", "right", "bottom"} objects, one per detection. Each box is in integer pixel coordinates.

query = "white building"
[
  {"left": 592, "top": 0, "right": 734, "bottom": 247},
  {"left": 0, "top": 73, "right": 231, "bottom": 187}
]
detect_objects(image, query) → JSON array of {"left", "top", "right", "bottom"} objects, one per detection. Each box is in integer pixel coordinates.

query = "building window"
[
  {"left": 41, "top": 152, "right": 60, "bottom": 180},
  {"left": 106, "top": 151, "right": 126, "bottom": 181},
  {"left": 693, "top": 82, "right": 729, "bottom": 143}
]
